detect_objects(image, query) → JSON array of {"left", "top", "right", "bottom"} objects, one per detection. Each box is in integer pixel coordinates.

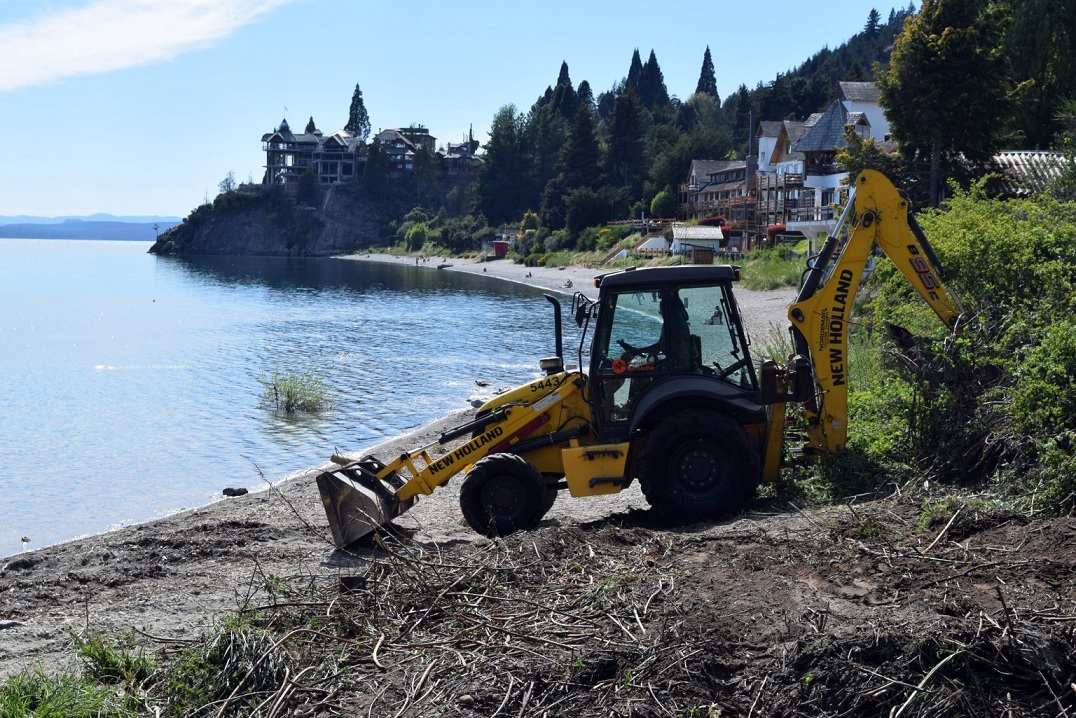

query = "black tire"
[
  {"left": 638, "top": 411, "right": 760, "bottom": 523},
  {"left": 460, "top": 454, "right": 548, "bottom": 537}
]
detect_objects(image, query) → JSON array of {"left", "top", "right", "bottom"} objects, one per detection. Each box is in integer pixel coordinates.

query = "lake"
[{"left": 0, "top": 239, "right": 578, "bottom": 555}]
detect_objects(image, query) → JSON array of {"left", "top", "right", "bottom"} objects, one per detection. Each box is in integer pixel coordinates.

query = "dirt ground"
[
  {"left": 2, "top": 436, "right": 1074, "bottom": 715},
  {"left": 2, "top": 268, "right": 1074, "bottom": 715}
]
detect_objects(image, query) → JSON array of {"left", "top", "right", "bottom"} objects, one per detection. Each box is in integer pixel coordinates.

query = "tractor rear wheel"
[
  {"left": 460, "top": 454, "right": 549, "bottom": 537},
  {"left": 638, "top": 411, "right": 759, "bottom": 523}
]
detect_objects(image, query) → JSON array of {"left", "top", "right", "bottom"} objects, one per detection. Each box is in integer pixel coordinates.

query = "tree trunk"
[{"left": 929, "top": 139, "right": 942, "bottom": 207}]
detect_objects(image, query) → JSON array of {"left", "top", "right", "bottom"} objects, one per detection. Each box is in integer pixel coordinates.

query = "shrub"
[{"left": 258, "top": 370, "right": 330, "bottom": 414}]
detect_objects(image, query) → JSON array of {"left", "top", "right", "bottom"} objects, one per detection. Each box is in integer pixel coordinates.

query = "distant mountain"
[
  {"left": 0, "top": 213, "right": 181, "bottom": 226},
  {"left": 0, "top": 217, "right": 181, "bottom": 241}
]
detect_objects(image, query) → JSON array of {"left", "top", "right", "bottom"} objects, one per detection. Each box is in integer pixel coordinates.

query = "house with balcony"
[
  {"left": 261, "top": 119, "right": 480, "bottom": 191},
  {"left": 678, "top": 158, "right": 758, "bottom": 249},
  {"left": 261, "top": 119, "right": 366, "bottom": 191},
  {"left": 788, "top": 100, "right": 872, "bottom": 241}
]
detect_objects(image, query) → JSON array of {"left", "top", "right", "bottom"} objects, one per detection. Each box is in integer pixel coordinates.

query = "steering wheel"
[{"left": 616, "top": 339, "right": 637, "bottom": 358}]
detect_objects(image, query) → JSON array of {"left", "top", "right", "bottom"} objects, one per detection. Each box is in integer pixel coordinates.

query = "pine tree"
[
  {"left": 864, "top": 9, "right": 881, "bottom": 35},
  {"left": 640, "top": 50, "right": 670, "bottom": 110},
  {"left": 626, "top": 49, "right": 644, "bottom": 92},
  {"left": 345, "top": 84, "right": 371, "bottom": 141},
  {"left": 305, "top": 116, "right": 317, "bottom": 134},
  {"left": 560, "top": 102, "right": 601, "bottom": 190},
  {"left": 606, "top": 87, "right": 646, "bottom": 191},
  {"left": 695, "top": 46, "right": 718, "bottom": 98}
]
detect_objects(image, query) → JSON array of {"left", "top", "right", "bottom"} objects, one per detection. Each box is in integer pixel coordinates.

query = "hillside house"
[
  {"left": 678, "top": 158, "right": 758, "bottom": 249},
  {"left": 261, "top": 120, "right": 480, "bottom": 191}
]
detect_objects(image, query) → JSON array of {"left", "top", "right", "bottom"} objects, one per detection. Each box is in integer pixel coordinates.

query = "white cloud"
[{"left": 0, "top": 0, "right": 297, "bottom": 91}]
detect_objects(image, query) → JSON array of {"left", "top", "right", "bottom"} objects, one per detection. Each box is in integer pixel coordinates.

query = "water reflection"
[{"left": 156, "top": 253, "right": 521, "bottom": 299}]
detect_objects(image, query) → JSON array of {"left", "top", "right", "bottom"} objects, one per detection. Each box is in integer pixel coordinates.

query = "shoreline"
[
  {"left": 340, "top": 251, "right": 796, "bottom": 342},
  {"left": 338, "top": 251, "right": 602, "bottom": 296}
]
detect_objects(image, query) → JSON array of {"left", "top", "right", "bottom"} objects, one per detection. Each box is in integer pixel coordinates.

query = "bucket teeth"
[{"left": 316, "top": 456, "right": 415, "bottom": 547}]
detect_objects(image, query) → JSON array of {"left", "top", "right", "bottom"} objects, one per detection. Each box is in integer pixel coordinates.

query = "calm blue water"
[{"left": 0, "top": 240, "right": 578, "bottom": 555}]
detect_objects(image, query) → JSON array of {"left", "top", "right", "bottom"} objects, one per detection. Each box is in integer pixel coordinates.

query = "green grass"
[
  {"left": 738, "top": 250, "right": 805, "bottom": 290},
  {"left": 0, "top": 668, "right": 140, "bottom": 718},
  {"left": 258, "top": 370, "right": 330, "bottom": 414}
]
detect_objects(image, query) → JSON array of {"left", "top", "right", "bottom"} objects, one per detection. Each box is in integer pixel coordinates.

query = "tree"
[
  {"left": 864, "top": 8, "right": 882, "bottom": 35},
  {"left": 305, "top": 116, "right": 317, "bottom": 134},
  {"left": 650, "top": 185, "right": 677, "bottom": 218},
  {"left": 877, "top": 0, "right": 1014, "bottom": 205},
  {"left": 639, "top": 50, "right": 670, "bottom": 110},
  {"left": 605, "top": 87, "right": 646, "bottom": 193},
  {"left": 834, "top": 127, "right": 904, "bottom": 187},
  {"left": 550, "top": 61, "right": 578, "bottom": 121},
  {"left": 363, "top": 136, "right": 386, "bottom": 195},
  {"left": 560, "top": 102, "right": 601, "bottom": 191},
  {"left": 540, "top": 102, "right": 601, "bottom": 229},
  {"left": 477, "top": 105, "right": 529, "bottom": 224},
  {"left": 297, "top": 168, "right": 321, "bottom": 206},
  {"left": 404, "top": 221, "right": 429, "bottom": 252},
  {"left": 695, "top": 46, "right": 718, "bottom": 98},
  {"left": 218, "top": 171, "right": 236, "bottom": 194},
  {"left": 626, "top": 50, "right": 644, "bottom": 93},
  {"left": 345, "top": 83, "right": 371, "bottom": 141},
  {"left": 1005, "top": 0, "right": 1076, "bottom": 149}
]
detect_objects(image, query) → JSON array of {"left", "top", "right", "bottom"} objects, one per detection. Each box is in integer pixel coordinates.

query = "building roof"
[
  {"left": 839, "top": 81, "right": 881, "bottom": 103},
  {"left": 757, "top": 121, "right": 784, "bottom": 138},
  {"left": 985, "top": 151, "right": 1067, "bottom": 197},
  {"left": 672, "top": 225, "right": 726, "bottom": 241},
  {"left": 687, "top": 159, "right": 740, "bottom": 185},
  {"left": 793, "top": 101, "right": 868, "bottom": 153}
]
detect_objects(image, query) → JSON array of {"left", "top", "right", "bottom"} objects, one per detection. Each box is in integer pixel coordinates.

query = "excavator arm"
[{"left": 782, "top": 169, "right": 963, "bottom": 457}]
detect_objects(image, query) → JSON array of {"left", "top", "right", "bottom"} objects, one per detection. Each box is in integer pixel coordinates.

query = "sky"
[{"left": 0, "top": 0, "right": 895, "bottom": 218}]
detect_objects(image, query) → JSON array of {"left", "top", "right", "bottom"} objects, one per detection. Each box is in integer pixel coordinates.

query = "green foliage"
[
  {"left": 876, "top": 0, "right": 1014, "bottom": 203},
  {"left": 0, "top": 668, "right": 140, "bottom": 718},
  {"left": 211, "top": 189, "right": 261, "bottom": 213},
  {"left": 694, "top": 46, "right": 717, "bottom": 98},
  {"left": 835, "top": 127, "right": 904, "bottom": 185},
  {"left": 1012, "top": 319, "right": 1076, "bottom": 439},
  {"left": 738, "top": 249, "right": 803, "bottom": 290},
  {"left": 296, "top": 168, "right": 321, "bottom": 207},
  {"left": 345, "top": 83, "right": 371, "bottom": 141},
  {"left": 72, "top": 630, "right": 154, "bottom": 689},
  {"left": 519, "top": 210, "right": 540, "bottom": 234},
  {"left": 164, "top": 617, "right": 290, "bottom": 716},
  {"left": 649, "top": 185, "right": 677, "bottom": 219},
  {"left": 405, "top": 221, "right": 429, "bottom": 252},
  {"left": 565, "top": 186, "right": 629, "bottom": 242},
  {"left": 843, "top": 187, "right": 1076, "bottom": 509},
  {"left": 258, "top": 369, "right": 330, "bottom": 414}
]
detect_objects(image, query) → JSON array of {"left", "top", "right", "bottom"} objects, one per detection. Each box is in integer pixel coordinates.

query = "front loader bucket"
[{"left": 316, "top": 456, "right": 416, "bottom": 547}]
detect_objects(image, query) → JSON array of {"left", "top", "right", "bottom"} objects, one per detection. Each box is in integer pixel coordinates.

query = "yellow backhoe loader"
[{"left": 317, "top": 170, "right": 964, "bottom": 547}]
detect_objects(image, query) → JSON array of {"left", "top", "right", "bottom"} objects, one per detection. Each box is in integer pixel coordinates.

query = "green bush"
[
  {"left": 841, "top": 185, "right": 1076, "bottom": 509},
  {"left": 258, "top": 370, "right": 330, "bottom": 414}
]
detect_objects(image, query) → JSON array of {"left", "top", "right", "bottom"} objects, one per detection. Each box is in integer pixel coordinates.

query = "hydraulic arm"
[{"left": 785, "top": 169, "right": 963, "bottom": 454}]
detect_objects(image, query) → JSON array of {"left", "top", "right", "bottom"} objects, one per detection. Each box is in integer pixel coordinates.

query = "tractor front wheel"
[
  {"left": 460, "top": 454, "right": 549, "bottom": 537},
  {"left": 638, "top": 411, "right": 760, "bottom": 523}
]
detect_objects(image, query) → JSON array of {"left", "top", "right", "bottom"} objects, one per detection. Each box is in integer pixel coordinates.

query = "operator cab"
[{"left": 589, "top": 265, "right": 758, "bottom": 429}]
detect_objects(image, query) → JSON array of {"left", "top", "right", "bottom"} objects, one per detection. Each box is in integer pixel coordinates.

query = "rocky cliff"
[{"left": 148, "top": 183, "right": 384, "bottom": 257}]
